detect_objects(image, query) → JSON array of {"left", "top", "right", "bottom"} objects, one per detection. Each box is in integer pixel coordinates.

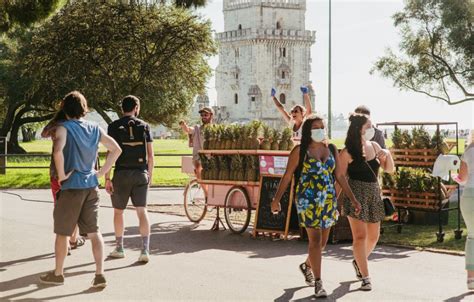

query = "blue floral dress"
[{"left": 295, "top": 153, "right": 338, "bottom": 229}]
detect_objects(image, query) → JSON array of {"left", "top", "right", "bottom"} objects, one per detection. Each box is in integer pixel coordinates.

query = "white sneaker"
[
  {"left": 360, "top": 277, "right": 372, "bottom": 291},
  {"left": 314, "top": 279, "right": 327, "bottom": 298},
  {"left": 109, "top": 248, "right": 125, "bottom": 258},
  {"left": 468, "top": 278, "right": 474, "bottom": 290},
  {"left": 138, "top": 250, "right": 149, "bottom": 263}
]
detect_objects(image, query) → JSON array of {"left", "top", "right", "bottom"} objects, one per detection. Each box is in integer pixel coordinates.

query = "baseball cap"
[{"left": 199, "top": 107, "right": 214, "bottom": 115}]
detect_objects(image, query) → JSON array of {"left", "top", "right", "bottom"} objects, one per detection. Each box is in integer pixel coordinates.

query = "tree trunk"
[
  {"left": 7, "top": 111, "right": 55, "bottom": 154},
  {"left": 0, "top": 102, "right": 23, "bottom": 137},
  {"left": 94, "top": 107, "right": 113, "bottom": 124}
]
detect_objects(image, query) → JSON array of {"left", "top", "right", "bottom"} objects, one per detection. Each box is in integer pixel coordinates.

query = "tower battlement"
[
  {"left": 215, "top": 28, "right": 315, "bottom": 43},
  {"left": 224, "top": 0, "right": 305, "bottom": 11}
]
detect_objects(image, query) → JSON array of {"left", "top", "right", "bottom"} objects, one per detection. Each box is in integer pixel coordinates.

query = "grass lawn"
[
  {"left": 0, "top": 139, "right": 193, "bottom": 189},
  {"left": 379, "top": 209, "right": 466, "bottom": 252}
]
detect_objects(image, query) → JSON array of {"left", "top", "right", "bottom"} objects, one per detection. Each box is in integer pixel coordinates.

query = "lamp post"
[{"left": 328, "top": 0, "right": 332, "bottom": 139}]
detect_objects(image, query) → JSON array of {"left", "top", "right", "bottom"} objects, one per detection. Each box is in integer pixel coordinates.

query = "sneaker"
[
  {"left": 299, "top": 262, "right": 315, "bottom": 286},
  {"left": 352, "top": 260, "right": 363, "bottom": 280},
  {"left": 108, "top": 247, "right": 125, "bottom": 258},
  {"left": 314, "top": 279, "right": 327, "bottom": 298},
  {"left": 138, "top": 250, "right": 149, "bottom": 263},
  {"left": 360, "top": 277, "right": 372, "bottom": 291},
  {"left": 468, "top": 278, "right": 474, "bottom": 290},
  {"left": 92, "top": 274, "right": 107, "bottom": 288},
  {"left": 39, "top": 271, "right": 64, "bottom": 285}
]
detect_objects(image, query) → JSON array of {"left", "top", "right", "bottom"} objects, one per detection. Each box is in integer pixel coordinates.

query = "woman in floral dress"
[{"left": 271, "top": 114, "right": 361, "bottom": 298}]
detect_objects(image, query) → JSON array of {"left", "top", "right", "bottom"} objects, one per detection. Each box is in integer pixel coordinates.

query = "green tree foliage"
[
  {"left": 0, "top": 1, "right": 216, "bottom": 152},
  {"left": 25, "top": 1, "right": 216, "bottom": 125},
  {"left": 372, "top": 0, "right": 473, "bottom": 105},
  {"left": 0, "top": 0, "right": 64, "bottom": 32}
]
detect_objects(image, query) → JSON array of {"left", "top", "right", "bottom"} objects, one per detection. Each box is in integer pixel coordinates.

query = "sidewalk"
[{"left": 1, "top": 190, "right": 473, "bottom": 301}]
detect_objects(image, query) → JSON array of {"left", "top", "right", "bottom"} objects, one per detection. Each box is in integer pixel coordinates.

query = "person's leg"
[
  {"left": 460, "top": 189, "right": 474, "bottom": 282},
  {"left": 113, "top": 208, "right": 125, "bottom": 249},
  {"left": 136, "top": 207, "right": 150, "bottom": 251},
  {"left": 306, "top": 228, "right": 323, "bottom": 279},
  {"left": 348, "top": 217, "right": 369, "bottom": 277},
  {"left": 193, "top": 161, "right": 208, "bottom": 197},
  {"left": 366, "top": 222, "right": 381, "bottom": 257},
  {"left": 87, "top": 232, "right": 104, "bottom": 275},
  {"left": 54, "top": 234, "right": 69, "bottom": 275}
]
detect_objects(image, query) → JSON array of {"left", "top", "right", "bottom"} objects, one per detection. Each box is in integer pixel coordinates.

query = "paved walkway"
[{"left": 1, "top": 190, "right": 473, "bottom": 301}]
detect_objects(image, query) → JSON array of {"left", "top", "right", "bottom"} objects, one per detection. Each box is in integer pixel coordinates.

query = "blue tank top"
[{"left": 61, "top": 119, "right": 100, "bottom": 190}]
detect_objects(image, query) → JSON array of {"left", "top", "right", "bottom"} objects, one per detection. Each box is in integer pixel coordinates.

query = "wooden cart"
[{"left": 182, "top": 150, "right": 290, "bottom": 234}]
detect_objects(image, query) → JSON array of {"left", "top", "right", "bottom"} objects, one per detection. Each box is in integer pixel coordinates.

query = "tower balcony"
[{"left": 215, "top": 28, "right": 315, "bottom": 43}]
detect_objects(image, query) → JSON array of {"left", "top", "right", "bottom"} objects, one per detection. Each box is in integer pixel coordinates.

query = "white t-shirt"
[
  {"left": 289, "top": 119, "right": 304, "bottom": 142},
  {"left": 461, "top": 145, "right": 474, "bottom": 188}
]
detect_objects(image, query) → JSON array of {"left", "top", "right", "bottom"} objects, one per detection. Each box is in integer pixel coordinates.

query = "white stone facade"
[{"left": 215, "top": 0, "right": 315, "bottom": 128}]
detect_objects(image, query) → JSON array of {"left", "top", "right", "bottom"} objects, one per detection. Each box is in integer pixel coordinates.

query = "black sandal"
[{"left": 70, "top": 236, "right": 86, "bottom": 250}]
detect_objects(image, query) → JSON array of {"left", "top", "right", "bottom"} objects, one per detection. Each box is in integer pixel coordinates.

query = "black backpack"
[{"left": 114, "top": 118, "right": 148, "bottom": 168}]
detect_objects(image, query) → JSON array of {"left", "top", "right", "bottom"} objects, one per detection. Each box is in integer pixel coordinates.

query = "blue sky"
[{"left": 196, "top": 0, "right": 473, "bottom": 133}]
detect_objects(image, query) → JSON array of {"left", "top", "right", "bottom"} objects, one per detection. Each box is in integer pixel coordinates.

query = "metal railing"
[{"left": 0, "top": 152, "right": 191, "bottom": 172}]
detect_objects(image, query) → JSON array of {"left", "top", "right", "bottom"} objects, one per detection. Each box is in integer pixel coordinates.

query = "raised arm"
[
  {"left": 301, "top": 85, "right": 312, "bottom": 116},
  {"left": 271, "top": 146, "right": 300, "bottom": 212},
  {"left": 179, "top": 120, "right": 194, "bottom": 134},
  {"left": 271, "top": 88, "right": 291, "bottom": 123},
  {"left": 98, "top": 127, "right": 122, "bottom": 178},
  {"left": 372, "top": 142, "right": 395, "bottom": 174}
]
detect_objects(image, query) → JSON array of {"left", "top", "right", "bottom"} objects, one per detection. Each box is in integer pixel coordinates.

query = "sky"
[{"left": 195, "top": 0, "right": 473, "bottom": 135}]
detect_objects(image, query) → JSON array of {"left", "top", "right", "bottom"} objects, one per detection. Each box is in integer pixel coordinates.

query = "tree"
[
  {"left": 0, "top": 0, "right": 64, "bottom": 32},
  {"left": 0, "top": 1, "right": 216, "bottom": 153},
  {"left": 372, "top": 0, "right": 473, "bottom": 105}
]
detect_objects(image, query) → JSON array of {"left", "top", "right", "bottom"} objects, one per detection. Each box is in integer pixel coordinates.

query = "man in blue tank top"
[{"left": 39, "top": 91, "right": 122, "bottom": 288}]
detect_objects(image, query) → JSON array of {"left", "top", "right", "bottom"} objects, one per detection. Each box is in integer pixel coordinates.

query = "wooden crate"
[{"left": 390, "top": 148, "right": 438, "bottom": 168}]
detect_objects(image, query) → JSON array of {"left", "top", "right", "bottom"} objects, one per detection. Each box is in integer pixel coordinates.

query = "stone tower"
[{"left": 215, "top": 0, "right": 315, "bottom": 128}]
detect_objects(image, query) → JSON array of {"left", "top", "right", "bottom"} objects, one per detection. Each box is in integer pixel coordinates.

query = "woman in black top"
[{"left": 338, "top": 113, "right": 395, "bottom": 291}]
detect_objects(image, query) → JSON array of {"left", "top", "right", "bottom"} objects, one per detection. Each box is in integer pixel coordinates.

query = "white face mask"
[
  {"left": 311, "top": 129, "right": 326, "bottom": 143},
  {"left": 364, "top": 127, "right": 375, "bottom": 141}
]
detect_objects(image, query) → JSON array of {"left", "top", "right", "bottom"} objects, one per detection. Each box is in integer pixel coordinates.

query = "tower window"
[
  {"left": 235, "top": 48, "right": 239, "bottom": 58},
  {"left": 281, "top": 71, "right": 286, "bottom": 79},
  {"left": 276, "top": 21, "right": 281, "bottom": 29},
  {"left": 235, "top": 94, "right": 239, "bottom": 104},
  {"left": 238, "top": 24, "right": 242, "bottom": 30},
  {"left": 283, "top": 48, "right": 286, "bottom": 57},
  {"left": 280, "top": 93, "right": 286, "bottom": 104},
  {"left": 235, "top": 73, "right": 239, "bottom": 80},
  {"left": 251, "top": 96, "right": 256, "bottom": 102}
]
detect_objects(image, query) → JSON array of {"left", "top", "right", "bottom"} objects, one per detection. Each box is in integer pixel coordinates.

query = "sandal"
[{"left": 69, "top": 236, "right": 86, "bottom": 250}]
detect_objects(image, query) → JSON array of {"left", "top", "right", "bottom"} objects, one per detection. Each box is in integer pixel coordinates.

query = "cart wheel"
[
  {"left": 224, "top": 186, "right": 251, "bottom": 234},
  {"left": 183, "top": 179, "right": 207, "bottom": 223}
]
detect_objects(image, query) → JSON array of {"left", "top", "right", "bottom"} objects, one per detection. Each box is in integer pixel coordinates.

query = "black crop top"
[{"left": 347, "top": 158, "right": 380, "bottom": 183}]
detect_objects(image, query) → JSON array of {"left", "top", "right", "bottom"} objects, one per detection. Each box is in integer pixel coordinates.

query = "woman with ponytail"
[
  {"left": 338, "top": 113, "right": 395, "bottom": 291},
  {"left": 271, "top": 114, "right": 361, "bottom": 298}
]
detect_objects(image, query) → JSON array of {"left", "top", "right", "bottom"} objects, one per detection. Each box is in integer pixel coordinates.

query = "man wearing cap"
[{"left": 179, "top": 107, "right": 214, "bottom": 180}]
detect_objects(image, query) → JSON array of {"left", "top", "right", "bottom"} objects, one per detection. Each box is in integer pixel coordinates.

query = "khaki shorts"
[
  {"left": 54, "top": 188, "right": 100, "bottom": 236},
  {"left": 111, "top": 169, "right": 149, "bottom": 209}
]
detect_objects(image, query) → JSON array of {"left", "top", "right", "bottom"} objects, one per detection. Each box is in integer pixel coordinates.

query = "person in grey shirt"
[{"left": 354, "top": 105, "right": 386, "bottom": 149}]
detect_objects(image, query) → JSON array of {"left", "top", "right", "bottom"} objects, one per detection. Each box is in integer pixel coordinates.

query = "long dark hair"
[
  {"left": 345, "top": 114, "right": 368, "bottom": 161},
  {"left": 295, "top": 114, "right": 325, "bottom": 181}
]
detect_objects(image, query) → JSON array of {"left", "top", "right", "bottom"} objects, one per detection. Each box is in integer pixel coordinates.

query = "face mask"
[
  {"left": 311, "top": 129, "right": 326, "bottom": 143},
  {"left": 364, "top": 127, "right": 375, "bottom": 141}
]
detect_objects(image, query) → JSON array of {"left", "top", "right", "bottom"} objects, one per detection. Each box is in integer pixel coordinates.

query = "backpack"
[{"left": 114, "top": 118, "right": 148, "bottom": 168}]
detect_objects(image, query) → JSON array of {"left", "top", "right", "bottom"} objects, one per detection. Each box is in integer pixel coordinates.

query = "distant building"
[{"left": 215, "top": 0, "right": 315, "bottom": 128}]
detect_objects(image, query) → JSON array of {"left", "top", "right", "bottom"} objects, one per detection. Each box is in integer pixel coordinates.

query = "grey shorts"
[
  {"left": 111, "top": 169, "right": 149, "bottom": 209},
  {"left": 54, "top": 188, "right": 100, "bottom": 236}
]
